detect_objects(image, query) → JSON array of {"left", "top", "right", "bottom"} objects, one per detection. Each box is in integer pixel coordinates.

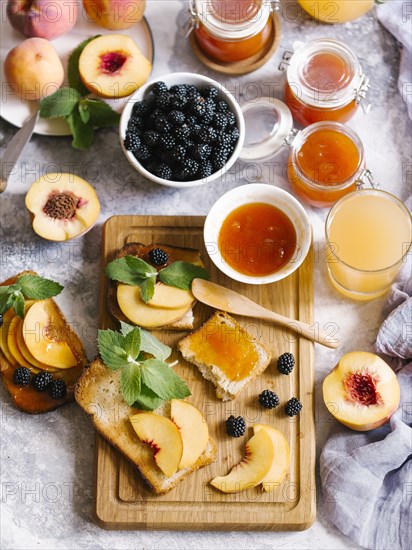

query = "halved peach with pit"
[{"left": 323, "top": 351, "right": 400, "bottom": 431}]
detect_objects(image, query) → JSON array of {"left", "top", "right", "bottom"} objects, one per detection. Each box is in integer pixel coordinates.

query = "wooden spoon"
[{"left": 192, "top": 278, "right": 339, "bottom": 349}]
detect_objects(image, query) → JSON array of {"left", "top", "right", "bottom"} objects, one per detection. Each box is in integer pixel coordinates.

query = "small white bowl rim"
[
  {"left": 204, "top": 184, "right": 312, "bottom": 285},
  {"left": 120, "top": 72, "right": 246, "bottom": 188}
]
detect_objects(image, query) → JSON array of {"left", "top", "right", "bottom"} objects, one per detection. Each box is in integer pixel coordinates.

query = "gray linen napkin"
[{"left": 320, "top": 279, "right": 412, "bottom": 550}]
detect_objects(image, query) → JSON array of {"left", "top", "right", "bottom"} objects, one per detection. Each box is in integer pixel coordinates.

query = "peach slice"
[
  {"left": 0, "top": 309, "right": 18, "bottom": 365},
  {"left": 7, "top": 315, "right": 32, "bottom": 369},
  {"left": 171, "top": 400, "right": 209, "bottom": 469},
  {"left": 83, "top": 0, "right": 146, "bottom": 30},
  {"left": 210, "top": 429, "right": 274, "bottom": 493},
  {"left": 15, "top": 318, "right": 59, "bottom": 373},
  {"left": 23, "top": 300, "right": 78, "bottom": 369},
  {"left": 130, "top": 412, "right": 184, "bottom": 477},
  {"left": 148, "top": 283, "right": 195, "bottom": 310},
  {"left": 78, "top": 34, "right": 151, "bottom": 99},
  {"left": 4, "top": 37, "right": 64, "bottom": 101},
  {"left": 323, "top": 351, "right": 401, "bottom": 431},
  {"left": 25, "top": 173, "right": 100, "bottom": 242},
  {"left": 117, "top": 284, "right": 190, "bottom": 328},
  {"left": 253, "top": 424, "right": 290, "bottom": 491}
]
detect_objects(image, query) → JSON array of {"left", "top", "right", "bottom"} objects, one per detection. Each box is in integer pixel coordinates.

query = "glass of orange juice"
[
  {"left": 325, "top": 190, "right": 412, "bottom": 300},
  {"left": 297, "top": 0, "right": 375, "bottom": 24}
]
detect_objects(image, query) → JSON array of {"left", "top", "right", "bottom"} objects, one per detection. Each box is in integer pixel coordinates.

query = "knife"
[{"left": 0, "top": 111, "right": 39, "bottom": 193}]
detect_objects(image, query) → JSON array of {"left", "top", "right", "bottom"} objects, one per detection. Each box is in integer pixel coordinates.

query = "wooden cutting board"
[{"left": 95, "top": 215, "right": 315, "bottom": 530}]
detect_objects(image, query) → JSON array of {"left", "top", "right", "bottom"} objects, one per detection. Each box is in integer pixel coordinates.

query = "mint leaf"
[
  {"left": 17, "top": 275, "right": 63, "bottom": 300},
  {"left": 140, "top": 276, "right": 156, "bottom": 304},
  {"left": 106, "top": 256, "right": 156, "bottom": 286},
  {"left": 141, "top": 359, "right": 191, "bottom": 400},
  {"left": 81, "top": 98, "right": 120, "bottom": 128},
  {"left": 159, "top": 262, "right": 209, "bottom": 290},
  {"left": 97, "top": 329, "right": 129, "bottom": 370},
  {"left": 133, "top": 383, "right": 164, "bottom": 411},
  {"left": 68, "top": 36, "right": 100, "bottom": 95},
  {"left": 0, "top": 289, "right": 13, "bottom": 315},
  {"left": 140, "top": 328, "right": 172, "bottom": 361},
  {"left": 124, "top": 327, "right": 141, "bottom": 359},
  {"left": 10, "top": 291, "right": 25, "bottom": 319},
  {"left": 66, "top": 110, "right": 95, "bottom": 150},
  {"left": 39, "top": 88, "right": 81, "bottom": 119},
  {"left": 121, "top": 363, "right": 141, "bottom": 406},
  {"left": 78, "top": 101, "right": 90, "bottom": 124}
]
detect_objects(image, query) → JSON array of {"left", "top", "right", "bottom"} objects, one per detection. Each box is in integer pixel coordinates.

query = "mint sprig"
[
  {"left": 39, "top": 36, "right": 120, "bottom": 150},
  {"left": 98, "top": 323, "right": 189, "bottom": 410},
  {"left": 106, "top": 256, "right": 209, "bottom": 303},
  {"left": 0, "top": 275, "right": 63, "bottom": 319}
]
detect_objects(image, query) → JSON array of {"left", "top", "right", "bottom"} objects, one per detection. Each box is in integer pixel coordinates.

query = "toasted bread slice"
[
  {"left": 75, "top": 357, "right": 217, "bottom": 494},
  {"left": 108, "top": 243, "right": 202, "bottom": 331},
  {"left": 0, "top": 271, "right": 87, "bottom": 414},
  {"left": 178, "top": 311, "right": 271, "bottom": 401}
]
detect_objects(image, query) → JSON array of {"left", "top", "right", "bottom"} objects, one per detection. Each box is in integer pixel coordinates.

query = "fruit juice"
[
  {"left": 288, "top": 124, "right": 362, "bottom": 207},
  {"left": 284, "top": 51, "right": 358, "bottom": 125},
  {"left": 297, "top": 0, "right": 374, "bottom": 23},
  {"left": 326, "top": 191, "right": 412, "bottom": 300},
  {"left": 218, "top": 202, "right": 297, "bottom": 276}
]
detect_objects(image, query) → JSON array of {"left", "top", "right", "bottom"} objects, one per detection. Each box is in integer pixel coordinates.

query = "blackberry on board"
[
  {"left": 258, "top": 390, "right": 280, "bottom": 409},
  {"left": 285, "top": 397, "right": 302, "bottom": 417},
  {"left": 49, "top": 379, "right": 67, "bottom": 399},
  {"left": 226, "top": 415, "right": 246, "bottom": 437},
  {"left": 32, "top": 371, "right": 53, "bottom": 392},
  {"left": 13, "top": 366, "right": 31, "bottom": 386},
  {"left": 277, "top": 352, "right": 295, "bottom": 375},
  {"left": 148, "top": 248, "right": 169, "bottom": 266}
]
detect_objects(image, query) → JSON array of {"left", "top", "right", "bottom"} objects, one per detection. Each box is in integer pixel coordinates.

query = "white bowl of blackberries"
[{"left": 120, "top": 72, "right": 245, "bottom": 188}]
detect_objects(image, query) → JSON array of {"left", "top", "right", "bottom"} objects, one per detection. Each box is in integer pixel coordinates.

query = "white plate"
[{"left": 0, "top": 14, "right": 154, "bottom": 136}]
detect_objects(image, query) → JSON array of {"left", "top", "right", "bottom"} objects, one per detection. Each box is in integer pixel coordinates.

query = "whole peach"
[
  {"left": 5, "top": 38, "right": 65, "bottom": 101},
  {"left": 83, "top": 0, "right": 145, "bottom": 30},
  {"left": 7, "top": 0, "right": 78, "bottom": 40}
]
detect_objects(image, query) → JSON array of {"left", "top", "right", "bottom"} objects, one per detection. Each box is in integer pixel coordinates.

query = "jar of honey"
[
  {"left": 297, "top": 0, "right": 374, "bottom": 24},
  {"left": 239, "top": 98, "right": 369, "bottom": 208},
  {"left": 282, "top": 39, "right": 369, "bottom": 126},
  {"left": 189, "top": 0, "right": 273, "bottom": 63}
]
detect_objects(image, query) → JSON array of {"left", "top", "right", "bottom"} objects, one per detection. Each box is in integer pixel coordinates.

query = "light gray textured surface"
[{"left": 1, "top": 1, "right": 411, "bottom": 549}]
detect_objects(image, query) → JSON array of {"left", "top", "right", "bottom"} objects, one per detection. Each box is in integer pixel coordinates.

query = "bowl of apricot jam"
[{"left": 204, "top": 184, "right": 311, "bottom": 284}]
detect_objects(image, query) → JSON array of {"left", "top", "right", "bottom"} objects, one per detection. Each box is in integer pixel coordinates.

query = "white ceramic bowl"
[
  {"left": 120, "top": 72, "right": 245, "bottom": 188},
  {"left": 204, "top": 184, "right": 312, "bottom": 284}
]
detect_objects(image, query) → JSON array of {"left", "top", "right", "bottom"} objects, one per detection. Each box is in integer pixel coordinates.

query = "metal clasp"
[
  {"left": 284, "top": 128, "right": 300, "bottom": 147},
  {"left": 356, "top": 169, "right": 379, "bottom": 190},
  {"left": 185, "top": 0, "right": 199, "bottom": 37},
  {"left": 271, "top": 0, "right": 281, "bottom": 11},
  {"left": 355, "top": 74, "right": 371, "bottom": 113},
  {"left": 278, "top": 50, "right": 293, "bottom": 72}
]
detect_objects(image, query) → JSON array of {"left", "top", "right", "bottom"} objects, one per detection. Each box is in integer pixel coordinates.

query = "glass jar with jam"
[
  {"left": 239, "top": 98, "right": 370, "bottom": 208},
  {"left": 189, "top": 0, "right": 274, "bottom": 63},
  {"left": 282, "top": 39, "right": 369, "bottom": 126}
]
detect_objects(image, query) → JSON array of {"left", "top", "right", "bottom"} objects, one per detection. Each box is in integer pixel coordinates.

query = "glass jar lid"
[
  {"left": 194, "top": 0, "right": 272, "bottom": 40},
  {"left": 286, "top": 39, "right": 365, "bottom": 109}
]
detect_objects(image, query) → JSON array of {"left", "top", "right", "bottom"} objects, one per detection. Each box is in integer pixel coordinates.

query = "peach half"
[
  {"left": 83, "top": 0, "right": 145, "bottom": 30},
  {"left": 323, "top": 352, "right": 401, "bottom": 431},
  {"left": 78, "top": 34, "right": 151, "bottom": 99},
  {"left": 25, "top": 173, "right": 100, "bottom": 241}
]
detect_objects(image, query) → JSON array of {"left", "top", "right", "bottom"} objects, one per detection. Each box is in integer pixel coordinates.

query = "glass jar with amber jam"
[
  {"left": 283, "top": 39, "right": 369, "bottom": 126},
  {"left": 190, "top": 0, "right": 273, "bottom": 63}
]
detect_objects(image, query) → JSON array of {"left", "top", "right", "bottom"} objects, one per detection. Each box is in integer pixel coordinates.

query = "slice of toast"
[
  {"left": 108, "top": 243, "right": 202, "bottom": 331},
  {"left": 0, "top": 270, "right": 87, "bottom": 414},
  {"left": 178, "top": 311, "right": 271, "bottom": 401},
  {"left": 75, "top": 357, "right": 217, "bottom": 494}
]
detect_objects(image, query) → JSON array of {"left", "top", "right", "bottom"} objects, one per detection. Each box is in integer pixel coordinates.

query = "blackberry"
[
  {"left": 32, "top": 371, "right": 53, "bottom": 392},
  {"left": 187, "top": 97, "right": 207, "bottom": 118},
  {"left": 143, "top": 130, "right": 159, "bottom": 147},
  {"left": 191, "top": 143, "right": 212, "bottom": 161},
  {"left": 0, "top": 314, "right": 3, "bottom": 328},
  {"left": 155, "top": 116, "right": 172, "bottom": 133},
  {"left": 174, "top": 125, "right": 191, "bottom": 144},
  {"left": 217, "top": 100, "right": 229, "bottom": 113},
  {"left": 258, "top": 390, "right": 280, "bottom": 409},
  {"left": 277, "top": 352, "right": 295, "bottom": 375},
  {"left": 175, "top": 158, "right": 199, "bottom": 180},
  {"left": 170, "top": 94, "right": 188, "bottom": 110},
  {"left": 198, "top": 126, "right": 217, "bottom": 144},
  {"left": 213, "top": 112, "right": 228, "bottom": 130},
  {"left": 190, "top": 124, "right": 202, "bottom": 140},
  {"left": 132, "top": 100, "right": 151, "bottom": 117},
  {"left": 212, "top": 152, "right": 228, "bottom": 171},
  {"left": 215, "top": 131, "right": 232, "bottom": 148},
  {"left": 285, "top": 397, "right": 302, "bottom": 417},
  {"left": 152, "top": 81, "right": 168, "bottom": 95},
  {"left": 197, "top": 160, "right": 213, "bottom": 178},
  {"left": 149, "top": 248, "right": 169, "bottom": 266},
  {"left": 155, "top": 92, "right": 172, "bottom": 110},
  {"left": 13, "top": 366, "right": 31, "bottom": 386},
  {"left": 154, "top": 163, "right": 173, "bottom": 180},
  {"left": 127, "top": 116, "right": 144, "bottom": 132},
  {"left": 159, "top": 134, "right": 176, "bottom": 150},
  {"left": 226, "top": 415, "right": 246, "bottom": 437},
  {"left": 226, "top": 112, "right": 236, "bottom": 127},
  {"left": 168, "top": 110, "right": 185, "bottom": 126},
  {"left": 204, "top": 85, "right": 219, "bottom": 99},
  {"left": 170, "top": 145, "right": 186, "bottom": 163},
  {"left": 229, "top": 127, "right": 240, "bottom": 144},
  {"left": 124, "top": 131, "right": 141, "bottom": 151},
  {"left": 185, "top": 115, "right": 197, "bottom": 127},
  {"left": 186, "top": 85, "right": 201, "bottom": 99},
  {"left": 134, "top": 144, "right": 151, "bottom": 161},
  {"left": 170, "top": 84, "right": 187, "bottom": 97},
  {"left": 49, "top": 379, "right": 67, "bottom": 400}
]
